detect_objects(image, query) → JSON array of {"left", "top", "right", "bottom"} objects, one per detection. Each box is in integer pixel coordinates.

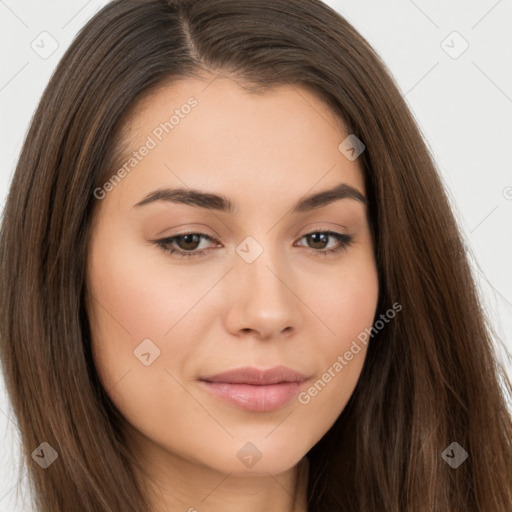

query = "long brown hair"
[{"left": 1, "top": 0, "right": 511, "bottom": 510}]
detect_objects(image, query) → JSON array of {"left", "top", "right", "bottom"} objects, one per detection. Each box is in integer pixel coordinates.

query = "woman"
[{"left": 1, "top": 0, "right": 511, "bottom": 511}]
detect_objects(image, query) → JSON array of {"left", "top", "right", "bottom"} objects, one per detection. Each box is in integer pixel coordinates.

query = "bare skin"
[{"left": 86, "top": 74, "right": 379, "bottom": 512}]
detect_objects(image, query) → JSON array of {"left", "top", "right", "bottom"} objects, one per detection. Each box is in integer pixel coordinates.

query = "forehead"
[
  {"left": 97, "top": 75, "right": 366, "bottom": 217},
  {"left": 124, "top": 73, "right": 347, "bottom": 136},
  {"left": 119, "top": 74, "right": 351, "bottom": 164}
]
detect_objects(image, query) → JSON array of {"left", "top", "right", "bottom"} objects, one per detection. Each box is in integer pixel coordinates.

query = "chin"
[{"left": 211, "top": 444, "right": 308, "bottom": 476}]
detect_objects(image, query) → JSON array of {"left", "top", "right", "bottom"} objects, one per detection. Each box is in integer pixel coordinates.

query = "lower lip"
[{"left": 199, "top": 381, "right": 304, "bottom": 412}]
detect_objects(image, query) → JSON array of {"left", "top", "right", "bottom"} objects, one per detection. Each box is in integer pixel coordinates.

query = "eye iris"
[
  {"left": 307, "top": 232, "right": 328, "bottom": 249},
  {"left": 178, "top": 234, "right": 201, "bottom": 251}
]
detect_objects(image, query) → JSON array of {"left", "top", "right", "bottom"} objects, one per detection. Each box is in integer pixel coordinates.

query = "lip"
[{"left": 198, "top": 366, "right": 308, "bottom": 412}]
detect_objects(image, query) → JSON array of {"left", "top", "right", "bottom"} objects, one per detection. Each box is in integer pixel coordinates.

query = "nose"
[{"left": 222, "top": 241, "right": 302, "bottom": 341}]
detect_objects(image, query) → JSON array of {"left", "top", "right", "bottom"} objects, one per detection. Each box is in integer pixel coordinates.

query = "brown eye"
[
  {"left": 296, "top": 231, "right": 354, "bottom": 257},
  {"left": 174, "top": 234, "right": 203, "bottom": 251},
  {"left": 152, "top": 230, "right": 353, "bottom": 260},
  {"left": 305, "top": 232, "right": 330, "bottom": 250},
  {"left": 153, "top": 232, "right": 217, "bottom": 259}
]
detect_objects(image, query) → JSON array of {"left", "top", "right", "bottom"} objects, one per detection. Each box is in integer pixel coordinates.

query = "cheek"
[
  {"left": 297, "top": 250, "right": 379, "bottom": 409},
  {"left": 312, "top": 249, "right": 379, "bottom": 355},
  {"left": 86, "top": 239, "right": 200, "bottom": 445},
  {"left": 86, "top": 227, "right": 182, "bottom": 394},
  {"left": 86, "top": 221, "right": 210, "bottom": 344},
  {"left": 86, "top": 224, "right": 225, "bottom": 419}
]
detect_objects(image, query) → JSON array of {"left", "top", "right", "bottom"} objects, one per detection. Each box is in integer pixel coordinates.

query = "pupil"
[
  {"left": 180, "top": 234, "right": 200, "bottom": 250},
  {"left": 309, "top": 233, "right": 327, "bottom": 249}
]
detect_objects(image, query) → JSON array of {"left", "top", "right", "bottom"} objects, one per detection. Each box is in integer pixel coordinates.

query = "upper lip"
[{"left": 200, "top": 366, "right": 308, "bottom": 385}]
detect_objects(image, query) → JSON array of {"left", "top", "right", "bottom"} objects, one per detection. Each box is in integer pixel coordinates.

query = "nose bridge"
[
  {"left": 236, "top": 233, "right": 289, "bottom": 299},
  {"left": 227, "top": 232, "right": 298, "bottom": 338}
]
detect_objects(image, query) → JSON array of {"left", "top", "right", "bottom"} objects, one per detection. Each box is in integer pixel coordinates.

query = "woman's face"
[{"left": 86, "top": 75, "right": 379, "bottom": 478}]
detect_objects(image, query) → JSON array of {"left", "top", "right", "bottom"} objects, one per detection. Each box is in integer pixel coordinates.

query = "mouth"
[{"left": 198, "top": 366, "right": 309, "bottom": 412}]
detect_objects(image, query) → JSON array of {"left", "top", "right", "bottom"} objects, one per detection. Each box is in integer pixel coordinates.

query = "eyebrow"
[{"left": 132, "top": 182, "right": 368, "bottom": 214}]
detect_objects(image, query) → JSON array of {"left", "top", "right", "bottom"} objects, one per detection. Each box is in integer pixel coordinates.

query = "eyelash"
[{"left": 152, "top": 230, "right": 354, "bottom": 259}]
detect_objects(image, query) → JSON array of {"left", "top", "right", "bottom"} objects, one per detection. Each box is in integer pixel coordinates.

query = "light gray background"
[{"left": 1, "top": 1, "right": 511, "bottom": 510}]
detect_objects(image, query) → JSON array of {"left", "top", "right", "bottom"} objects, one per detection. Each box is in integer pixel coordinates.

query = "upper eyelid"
[
  {"left": 161, "top": 222, "right": 350, "bottom": 240},
  {"left": 157, "top": 229, "right": 350, "bottom": 249}
]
